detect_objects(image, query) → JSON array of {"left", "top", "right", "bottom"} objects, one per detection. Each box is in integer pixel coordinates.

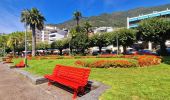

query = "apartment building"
[
  {"left": 127, "top": 8, "right": 170, "bottom": 50},
  {"left": 127, "top": 8, "right": 170, "bottom": 28},
  {"left": 93, "top": 27, "right": 114, "bottom": 34},
  {"left": 49, "top": 29, "right": 68, "bottom": 44},
  {"left": 35, "top": 25, "right": 68, "bottom": 44}
]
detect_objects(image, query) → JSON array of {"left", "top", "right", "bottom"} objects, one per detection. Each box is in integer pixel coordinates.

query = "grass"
[{"left": 12, "top": 57, "right": 170, "bottom": 100}]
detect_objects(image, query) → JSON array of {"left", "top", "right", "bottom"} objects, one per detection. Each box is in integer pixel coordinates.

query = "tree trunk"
[
  {"left": 160, "top": 41, "right": 167, "bottom": 56},
  {"left": 32, "top": 26, "right": 36, "bottom": 57},
  {"left": 117, "top": 45, "right": 120, "bottom": 54},
  {"left": 99, "top": 46, "right": 102, "bottom": 54},
  {"left": 81, "top": 48, "right": 85, "bottom": 55},
  {"left": 59, "top": 49, "right": 62, "bottom": 55},
  {"left": 13, "top": 44, "right": 15, "bottom": 56},
  {"left": 76, "top": 19, "right": 79, "bottom": 26},
  {"left": 123, "top": 46, "right": 126, "bottom": 54}
]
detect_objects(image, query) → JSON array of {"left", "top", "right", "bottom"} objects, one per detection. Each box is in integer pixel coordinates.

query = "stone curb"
[
  {"left": 13, "top": 68, "right": 48, "bottom": 85},
  {"left": 78, "top": 81, "right": 110, "bottom": 100}
]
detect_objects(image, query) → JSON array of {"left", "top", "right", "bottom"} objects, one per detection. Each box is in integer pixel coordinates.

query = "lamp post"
[
  {"left": 3, "top": 43, "right": 6, "bottom": 57},
  {"left": 24, "top": 21, "right": 27, "bottom": 67},
  {"left": 69, "top": 37, "right": 71, "bottom": 56},
  {"left": 116, "top": 33, "right": 119, "bottom": 55},
  {"left": 1, "top": 34, "right": 7, "bottom": 57}
]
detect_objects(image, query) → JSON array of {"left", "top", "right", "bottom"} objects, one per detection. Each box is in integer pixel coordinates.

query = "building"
[
  {"left": 127, "top": 8, "right": 170, "bottom": 28},
  {"left": 35, "top": 25, "right": 68, "bottom": 44},
  {"left": 49, "top": 29, "right": 68, "bottom": 44},
  {"left": 127, "top": 8, "right": 170, "bottom": 50},
  {"left": 93, "top": 27, "right": 114, "bottom": 34}
]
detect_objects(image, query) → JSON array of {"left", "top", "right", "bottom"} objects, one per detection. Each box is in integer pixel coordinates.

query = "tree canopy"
[
  {"left": 137, "top": 18, "right": 170, "bottom": 55},
  {"left": 51, "top": 39, "right": 69, "bottom": 55},
  {"left": 114, "top": 28, "right": 136, "bottom": 53},
  {"left": 89, "top": 32, "right": 112, "bottom": 53}
]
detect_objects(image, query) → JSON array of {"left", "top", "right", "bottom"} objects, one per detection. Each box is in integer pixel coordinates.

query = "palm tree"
[
  {"left": 21, "top": 8, "right": 46, "bottom": 56},
  {"left": 73, "top": 11, "right": 82, "bottom": 26}
]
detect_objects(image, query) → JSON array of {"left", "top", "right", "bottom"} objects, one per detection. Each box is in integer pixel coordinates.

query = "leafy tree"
[
  {"left": 73, "top": 11, "right": 82, "bottom": 26},
  {"left": 83, "top": 21, "right": 92, "bottom": 35},
  {"left": 113, "top": 28, "right": 136, "bottom": 54},
  {"left": 21, "top": 8, "right": 46, "bottom": 56},
  {"left": 51, "top": 39, "right": 69, "bottom": 55},
  {"left": 0, "top": 34, "right": 9, "bottom": 56},
  {"left": 89, "top": 33, "right": 112, "bottom": 53},
  {"left": 69, "top": 26, "right": 89, "bottom": 55},
  {"left": 7, "top": 32, "right": 25, "bottom": 55},
  {"left": 36, "top": 42, "right": 50, "bottom": 50},
  {"left": 137, "top": 18, "right": 170, "bottom": 56}
]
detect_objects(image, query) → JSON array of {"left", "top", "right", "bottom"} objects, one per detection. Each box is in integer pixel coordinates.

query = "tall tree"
[
  {"left": 70, "top": 26, "right": 89, "bottom": 55},
  {"left": 36, "top": 42, "right": 50, "bottom": 50},
  {"left": 21, "top": 8, "right": 46, "bottom": 56},
  {"left": 137, "top": 18, "right": 170, "bottom": 56},
  {"left": 51, "top": 39, "right": 69, "bottom": 55},
  {"left": 0, "top": 34, "right": 8, "bottom": 56},
  {"left": 114, "top": 28, "right": 136, "bottom": 54},
  {"left": 89, "top": 33, "right": 112, "bottom": 53},
  {"left": 7, "top": 32, "right": 24, "bottom": 56},
  {"left": 73, "top": 11, "right": 82, "bottom": 26},
  {"left": 83, "top": 21, "right": 92, "bottom": 36}
]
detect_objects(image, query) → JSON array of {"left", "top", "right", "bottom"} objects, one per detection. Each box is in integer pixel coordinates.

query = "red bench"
[
  {"left": 15, "top": 60, "right": 25, "bottom": 68},
  {"left": 44, "top": 65, "right": 91, "bottom": 99}
]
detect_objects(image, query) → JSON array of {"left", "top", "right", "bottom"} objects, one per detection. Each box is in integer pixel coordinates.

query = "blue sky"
[{"left": 0, "top": 0, "right": 170, "bottom": 33}]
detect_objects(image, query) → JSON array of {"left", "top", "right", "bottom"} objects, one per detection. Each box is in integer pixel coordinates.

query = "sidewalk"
[{"left": 0, "top": 62, "right": 72, "bottom": 100}]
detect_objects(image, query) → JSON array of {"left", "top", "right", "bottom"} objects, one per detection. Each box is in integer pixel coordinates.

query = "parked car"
[
  {"left": 157, "top": 48, "right": 170, "bottom": 56},
  {"left": 138, "top": 49, "right": 158, "bottom": 55},
  {"left": 125, "top": 49, "right": 138, "bottom": 55},
  {"left": 92, "top": 50, "right": 99, "bottom": 55}
]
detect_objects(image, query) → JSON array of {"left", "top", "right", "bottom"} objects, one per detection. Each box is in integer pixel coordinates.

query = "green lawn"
[{"left": 13, "top": 57, "right": 170, "bottom": 100}]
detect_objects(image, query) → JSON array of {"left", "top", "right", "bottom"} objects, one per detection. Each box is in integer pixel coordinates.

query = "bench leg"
[
  {"left": 48, "top": 81, "right": 52, "bottom": 86},
  {"left": 73, "top": 89, "right": 78, "bottom": 100},
  {"left": 80, "top": 87, "right": 85, "bottom": 95}
]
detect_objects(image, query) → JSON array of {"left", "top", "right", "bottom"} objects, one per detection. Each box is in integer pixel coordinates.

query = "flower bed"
[
  {"left": 75, "top": 60, "right": 137, "bottom": 68},
  {"left": 75, "top": 55, "right": 162, "bottom": 68},
  {"left": 138, "top": 55, "right": 162, "bottom": 67}
]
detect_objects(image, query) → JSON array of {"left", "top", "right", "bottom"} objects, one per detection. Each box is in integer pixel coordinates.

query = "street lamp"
[
  {"left": 1, "top": 34, "right": 7, "bottom": 57},
  {"left": 24, "top": 21, "right": 27, "bottom": 67},
  {"left": 69, "top": 37, "right": 71, "bottom": 56},
  {"left": 116, "top": 33, "right": 119, "bottom": 55}
]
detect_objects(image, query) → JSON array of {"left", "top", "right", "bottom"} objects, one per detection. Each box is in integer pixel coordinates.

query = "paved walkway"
[{"left": 0, "top": 62, "right": 72, "bottom": 100}]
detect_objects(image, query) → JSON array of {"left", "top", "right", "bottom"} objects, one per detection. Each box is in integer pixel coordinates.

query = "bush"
[{"left": 138, "top": 55, "right": 162, "bottom": 67}]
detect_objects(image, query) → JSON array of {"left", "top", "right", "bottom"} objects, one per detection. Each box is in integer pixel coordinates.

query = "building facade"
[
  {"left": 127, "top": 8, "right": 170, "bottom": 49},
  {"left": 93, "top": 27, "right": 114, "bottom": 34},
  {"left": 48, "top": 29, "right": 68, "bottom": 44},
  {"left": 127, "top": 8, "right": 170, "bottom": 29},
  {"left": 35, "top": 25, "right": 68, "bottom": 44}
]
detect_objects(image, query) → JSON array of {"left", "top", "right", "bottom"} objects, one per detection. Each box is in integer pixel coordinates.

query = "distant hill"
[{"left": 47, "top": 4, "right": 170, "bottom": 29}]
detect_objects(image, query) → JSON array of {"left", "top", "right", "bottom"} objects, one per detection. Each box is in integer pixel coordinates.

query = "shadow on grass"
[{"left": 162, "top": 56, "right": 170, "bottom": 65}]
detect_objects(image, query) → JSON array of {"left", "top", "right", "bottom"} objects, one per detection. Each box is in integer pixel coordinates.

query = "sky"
[{"left": 0, "top": 0, "right": 170, "bottom": 33}]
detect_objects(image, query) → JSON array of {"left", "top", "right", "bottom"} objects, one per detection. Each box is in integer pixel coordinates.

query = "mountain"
[{"left": 47, "top": 4, "right": 170, "bottom": 29}]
